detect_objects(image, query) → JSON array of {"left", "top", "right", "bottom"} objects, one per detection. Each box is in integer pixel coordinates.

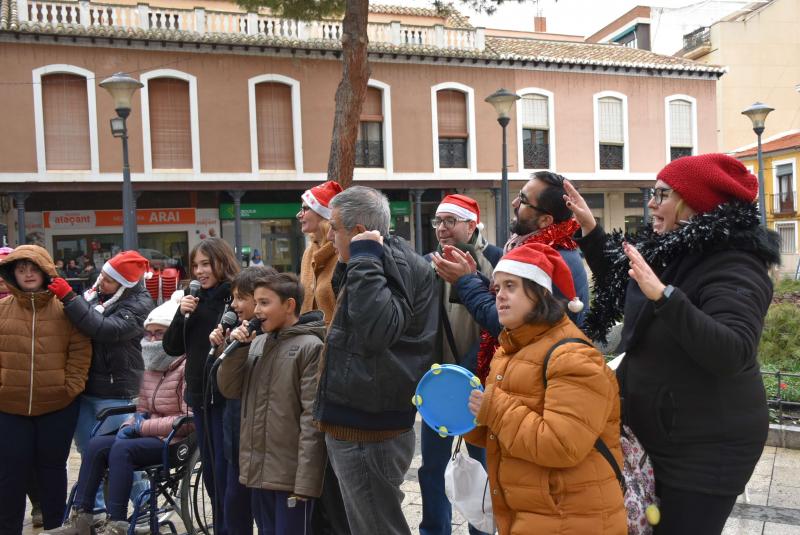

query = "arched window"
[
  {"left": 355, "top": 86, "right": 384, "bottom": 168},
  {"left": 594, "top": 93, "right": 628, "bottom": 171},
  {"left": 148, "top": 78, "right": 192, "bottom": 170},
  {"left": 41, "top": 73, "right": 91, "bottom": 170},
  {"left": 255, "top": 82, "right": 295, "bottom": 170}
]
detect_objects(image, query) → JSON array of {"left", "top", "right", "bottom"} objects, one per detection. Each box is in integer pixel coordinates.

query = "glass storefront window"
[
  {"left": 52, "top": 231, "right": 189, "bottom": 277},
  {"left": 261, "top": 219, "right": 296, "bottom": 273}
]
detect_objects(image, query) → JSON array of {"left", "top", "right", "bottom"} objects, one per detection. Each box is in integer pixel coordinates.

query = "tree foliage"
[{"left": 236, "top": 0, "right": 345, "bottom": 21}]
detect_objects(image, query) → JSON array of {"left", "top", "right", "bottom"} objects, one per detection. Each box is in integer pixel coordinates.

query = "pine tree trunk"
[{"left": 326, "top": 0, "right": 370, "bottom": 188}]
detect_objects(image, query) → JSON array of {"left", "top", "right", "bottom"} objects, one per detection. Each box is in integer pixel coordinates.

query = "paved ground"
[{"left": 21, "top": 419, "right": 800, "bottom": 534}]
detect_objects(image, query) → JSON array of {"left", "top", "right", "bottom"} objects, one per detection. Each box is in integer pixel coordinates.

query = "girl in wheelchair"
[{"left": 46, "top": 291, "right": 192, "bottom": 535}]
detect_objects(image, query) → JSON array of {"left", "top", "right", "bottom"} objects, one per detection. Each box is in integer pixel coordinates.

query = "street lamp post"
[
  {"left": 100, "top": 73, "right": 144, "bottom": 250},
  {"left": 742, "top": 102, "right": 774, "bottom": 227},
  {"left": 485, "top": 88, "right": 520, "bottom": 245}
]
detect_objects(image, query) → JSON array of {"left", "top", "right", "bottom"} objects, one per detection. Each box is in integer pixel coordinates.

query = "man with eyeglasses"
[
  {"left": 436, "top": 172, "right": 589, "bottom": 332},
  {"left": 421, "top": 194, "right": 501, "bottom": 535}
]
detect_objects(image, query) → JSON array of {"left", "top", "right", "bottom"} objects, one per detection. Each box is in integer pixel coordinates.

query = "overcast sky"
[{"left": 392, "top": 0, "right": 739, "bottom": 36}]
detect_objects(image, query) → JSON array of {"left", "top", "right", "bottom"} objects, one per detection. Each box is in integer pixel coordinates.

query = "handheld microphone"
[
  {"left": 208, "top": 310, "right": 240, "bottom": 359},
  {"left": 185, "top": 280, "right": 202, "bottom": 319},
  {"left": 217, "top": 318, "right": 263, "bottom": 362}
]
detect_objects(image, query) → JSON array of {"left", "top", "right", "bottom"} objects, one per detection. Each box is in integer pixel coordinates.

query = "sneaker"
[
  {"left": 31, "top": 502, "right": 43, "bottom": 528},
  {"left": 41, "top": 509, "right": 93, "bottom": 535},
  {"left": 104, "top": 520, "right": 129, "bottom": 535}
]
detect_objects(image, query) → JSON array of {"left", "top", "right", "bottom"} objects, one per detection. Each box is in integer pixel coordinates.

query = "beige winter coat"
[{"left": 216, "top": 313, "right": 326, "bottom": 497}]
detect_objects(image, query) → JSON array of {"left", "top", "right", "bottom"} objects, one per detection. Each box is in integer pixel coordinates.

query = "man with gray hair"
[{"left": 314, "top": 186, "right": 439, "bottom": 535}]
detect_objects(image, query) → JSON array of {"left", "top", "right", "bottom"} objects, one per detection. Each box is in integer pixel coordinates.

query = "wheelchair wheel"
[{"left": 179, "top": 447, "right": 214, "bottom": 535}]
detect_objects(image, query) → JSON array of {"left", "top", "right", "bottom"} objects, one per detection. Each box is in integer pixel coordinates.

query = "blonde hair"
[{"left": 315, "top": 219, "right": 331, "bottom": 246}]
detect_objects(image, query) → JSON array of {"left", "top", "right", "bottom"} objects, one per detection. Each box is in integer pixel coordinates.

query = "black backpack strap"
[
  {"left": 541, "top": 337, "right": 626, "bottom": 492},
  {"left": 594, "top": 437, "right": 625, "bottom": 492},
  {"left": 542, "top": 338, "right": 594, "bottom": 388},
  {"left": 440, "top": 300, "right": 460, "bottom": 362}
]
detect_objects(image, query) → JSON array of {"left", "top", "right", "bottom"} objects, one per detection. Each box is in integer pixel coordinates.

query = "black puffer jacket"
[
  {"left": 62, "top": 283, "right": 153, "bottom": 398},
  {"left": 163, "top": 282, "right": 231, "bottom": 408},
  {"left": 579, "top": 203, "right": 779, "bottom": 496},
  {"left": 314, "top": 235, "right": 439, "bottom": 432}
]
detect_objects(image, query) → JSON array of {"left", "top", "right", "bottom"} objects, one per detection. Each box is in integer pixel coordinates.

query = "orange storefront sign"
[{"left": 44, "top": 209, "right": 196, "bottom": 229}]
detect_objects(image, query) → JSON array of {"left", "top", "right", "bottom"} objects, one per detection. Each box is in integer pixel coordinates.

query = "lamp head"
[
  {"left": 110, "top": 117, "right": 126, "bottom": 138},
  {"left": 485, "top": 88, "right": 520, "bottom": 121},
  {"left": 99, "top": 72, "right": 143, "bottom": 114},
  {"left": 741, "top": 102, "right": 774, "bottom": 133}
]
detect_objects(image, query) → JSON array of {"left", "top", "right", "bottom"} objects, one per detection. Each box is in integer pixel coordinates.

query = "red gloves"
[{"left": 48, "top": 277, "right": 74, "bottom": 300}]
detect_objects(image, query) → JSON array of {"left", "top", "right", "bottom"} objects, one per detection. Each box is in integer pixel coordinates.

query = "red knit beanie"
[{"left": 656, "top": 153, "right": 758, "bottom": 214}]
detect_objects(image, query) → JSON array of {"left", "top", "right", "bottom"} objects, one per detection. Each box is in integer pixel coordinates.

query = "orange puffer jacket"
[
  {"left": 127, "top": 356, "right": 192, "bottom": 441},
  {"left": 0, "top": 245, "right": 91, "bottom": 416},
  {"left": 466, "top": 316, "right": 626, "bottom": 535}
]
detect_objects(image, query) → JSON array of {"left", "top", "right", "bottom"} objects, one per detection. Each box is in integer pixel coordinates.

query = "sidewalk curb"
[{"left": 767, "top": 423, "right": 800, "bottom": 449}]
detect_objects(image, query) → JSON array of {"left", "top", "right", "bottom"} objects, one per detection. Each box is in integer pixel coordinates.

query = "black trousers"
[{"left": 654, "top": 483, "right": 738, "bottom": 535}]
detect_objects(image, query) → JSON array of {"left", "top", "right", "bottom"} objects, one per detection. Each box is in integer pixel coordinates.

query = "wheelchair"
[{"left": 63, "top": 405, "right": 214, "bottom": 535}]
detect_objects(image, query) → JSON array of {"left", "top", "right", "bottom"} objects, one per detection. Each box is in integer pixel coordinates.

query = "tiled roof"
[
  {"left": 733, "top": 131, "right": 800, "bottom": 158},
  {"left": 486, "top": 36, "right": 724, "bottom": 73},
  {"left": 0, "top": 0, "right": 724, "bottom": 75},
  {"left": 368, "top": 4, "right": 473, "bottom": 28}
]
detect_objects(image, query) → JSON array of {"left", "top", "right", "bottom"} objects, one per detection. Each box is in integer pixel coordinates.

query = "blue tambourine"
[{"left": 412, "top": 363, "right": 483, "bottom": 437}]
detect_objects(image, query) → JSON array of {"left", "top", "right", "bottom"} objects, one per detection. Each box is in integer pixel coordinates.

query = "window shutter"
[
  {"left": 361, "top": 87, "right": 383, "bottom": 121},
  {"left": 669, "top": 100, "right": 692, "bottom": 147},
  {"left": 148, "top": 78, "right": 193, "bottom": 169},
  {"left": 521, "top": 94, "right": 548, "bottom": 129},
  {"left": 598, "top": 97, "right": 624, "bottom": 144},
  {"left": 437, "top": 90, "right": 468, "bottom": 138},
  {"left": 255, "top": 82, "right": 295, "bottom": 171},
  {"left": 42, "top": 73, "right": 91, "bottom": 170}
]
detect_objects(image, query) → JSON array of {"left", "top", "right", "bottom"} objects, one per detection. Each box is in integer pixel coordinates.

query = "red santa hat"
[
  {"left": 494, "top": 242, "right": 584, "bottom": 313},
  {"left": 102, "top": 251, "right": 153, "bottom": 288},
  {"left": 436, "top": 194, "right": 481, "bottom": 224},
  {"left": 301, "top": 180, "right": 343, "bottom": 220}
]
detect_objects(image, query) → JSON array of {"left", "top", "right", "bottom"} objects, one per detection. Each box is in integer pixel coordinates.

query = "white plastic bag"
[{"left": 444, "top": 437, "right": 495, "bottom": 533}]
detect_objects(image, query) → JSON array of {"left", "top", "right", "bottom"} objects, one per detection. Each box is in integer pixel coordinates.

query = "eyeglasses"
[
  {"left": 516, "top": 192, "right": 552, "bottom": 215},
  {"left": 431, "top": 217, "right": 470, "bottom": 229},
  {"left": 649, "top": 187, "right": 673, "bottom": 206},
  {"left": 143, "top": 330, "right": 166, "bottom": 341}
]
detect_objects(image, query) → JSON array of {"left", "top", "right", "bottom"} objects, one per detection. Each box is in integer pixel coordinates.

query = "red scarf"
[{"left": 475, "top": 218, "right": 581, "bottom": 383}]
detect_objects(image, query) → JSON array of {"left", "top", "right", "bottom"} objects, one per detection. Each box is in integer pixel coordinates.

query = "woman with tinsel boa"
[{"left": 563, "top": 153, "right": 780, "bottom": 535}]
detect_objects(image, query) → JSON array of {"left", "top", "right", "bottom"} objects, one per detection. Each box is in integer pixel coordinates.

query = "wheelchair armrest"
[
  {"left": 172, "top": 415, "right": 194, "bottom": 431},
  {"left": 95, "top": 404, "right": 137, "bottom": 421}
]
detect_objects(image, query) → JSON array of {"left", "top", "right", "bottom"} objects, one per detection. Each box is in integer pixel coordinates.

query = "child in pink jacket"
[{"left": 45, "top": 292, "right": 192, "bottom": 535}]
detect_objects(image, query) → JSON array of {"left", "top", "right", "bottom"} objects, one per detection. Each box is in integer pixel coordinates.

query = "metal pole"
[
  {"left": 228, "top": 190, "right": 245, "bottom": 261},
  {"left": 492, "top": 188, "right": 501, "bottom": 246},
  {"left": 13, "top": 192, "right": 29, "bottom": 246},
  {"left": 755, "top": 128, "right": 767, "bottom": 227},
  {"left": 411, "top": 189, "right": 425, "bottom": 254},
  {"left": 499, "top": 117, "right": 510, "bottom": 245},
  {"left": 641, "top": 187, "right": 651, "bottom": 227},
  {"left": 119, "top": 110, "right": 138, "bottom": 250}
]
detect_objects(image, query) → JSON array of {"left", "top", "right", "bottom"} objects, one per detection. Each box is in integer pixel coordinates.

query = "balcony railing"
[
  {"left": 770, "top": 191, "right": 797, "bottom": 215},
  {"left": 17, "top": 0, "right": 485, "bottom": 51},
  {"left": 682, "top": 26, "right": 710, "bottom": 52}
]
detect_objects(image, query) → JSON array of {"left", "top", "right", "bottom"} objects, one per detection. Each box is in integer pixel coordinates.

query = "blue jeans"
[
  {"left": 193, "top": 402, "right": 228, "bottom": 535},
  {"left": 225, "top": 456, "right": 253, "bottom": 535},
  {"left": 325, "top": 429, "right": 415, "bottom": 535},
  {"left": 251, "top": 489, "right": 314, "bottom": 535},
  {"left": 418, "top": 425, "right": 491, "bottom": 535},
  {"left": 0, "top": 401, "right": 79, "bottom": 533},
  {"left": 73, "top": 435, "right": 163, "bottom": 521},
  {"left": 73, "top": 395, "right": 142, "bottom": 512}
]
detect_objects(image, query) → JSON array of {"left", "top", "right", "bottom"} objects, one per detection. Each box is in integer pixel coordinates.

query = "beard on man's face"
[{"left": 510, "top": 209, "right": 539, "bottom": 236}]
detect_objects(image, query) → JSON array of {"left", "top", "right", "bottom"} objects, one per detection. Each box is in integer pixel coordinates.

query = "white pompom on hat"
[{"left": 494, "top": 242, "right": 584, "bottom": 313}]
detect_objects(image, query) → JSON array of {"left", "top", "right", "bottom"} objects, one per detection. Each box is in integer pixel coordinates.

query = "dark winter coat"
[
  {"left": 578, "top": 203, "right": 779, "bottom": 496},
  {"left": 162, "top": 282, "right": 232, "bottom": 408},
  {"left": 62, "top": 283, "right": 153, "bottom": 398},
  {"left": 314, "top": 235, "right": 439, "bottom": 433}
]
